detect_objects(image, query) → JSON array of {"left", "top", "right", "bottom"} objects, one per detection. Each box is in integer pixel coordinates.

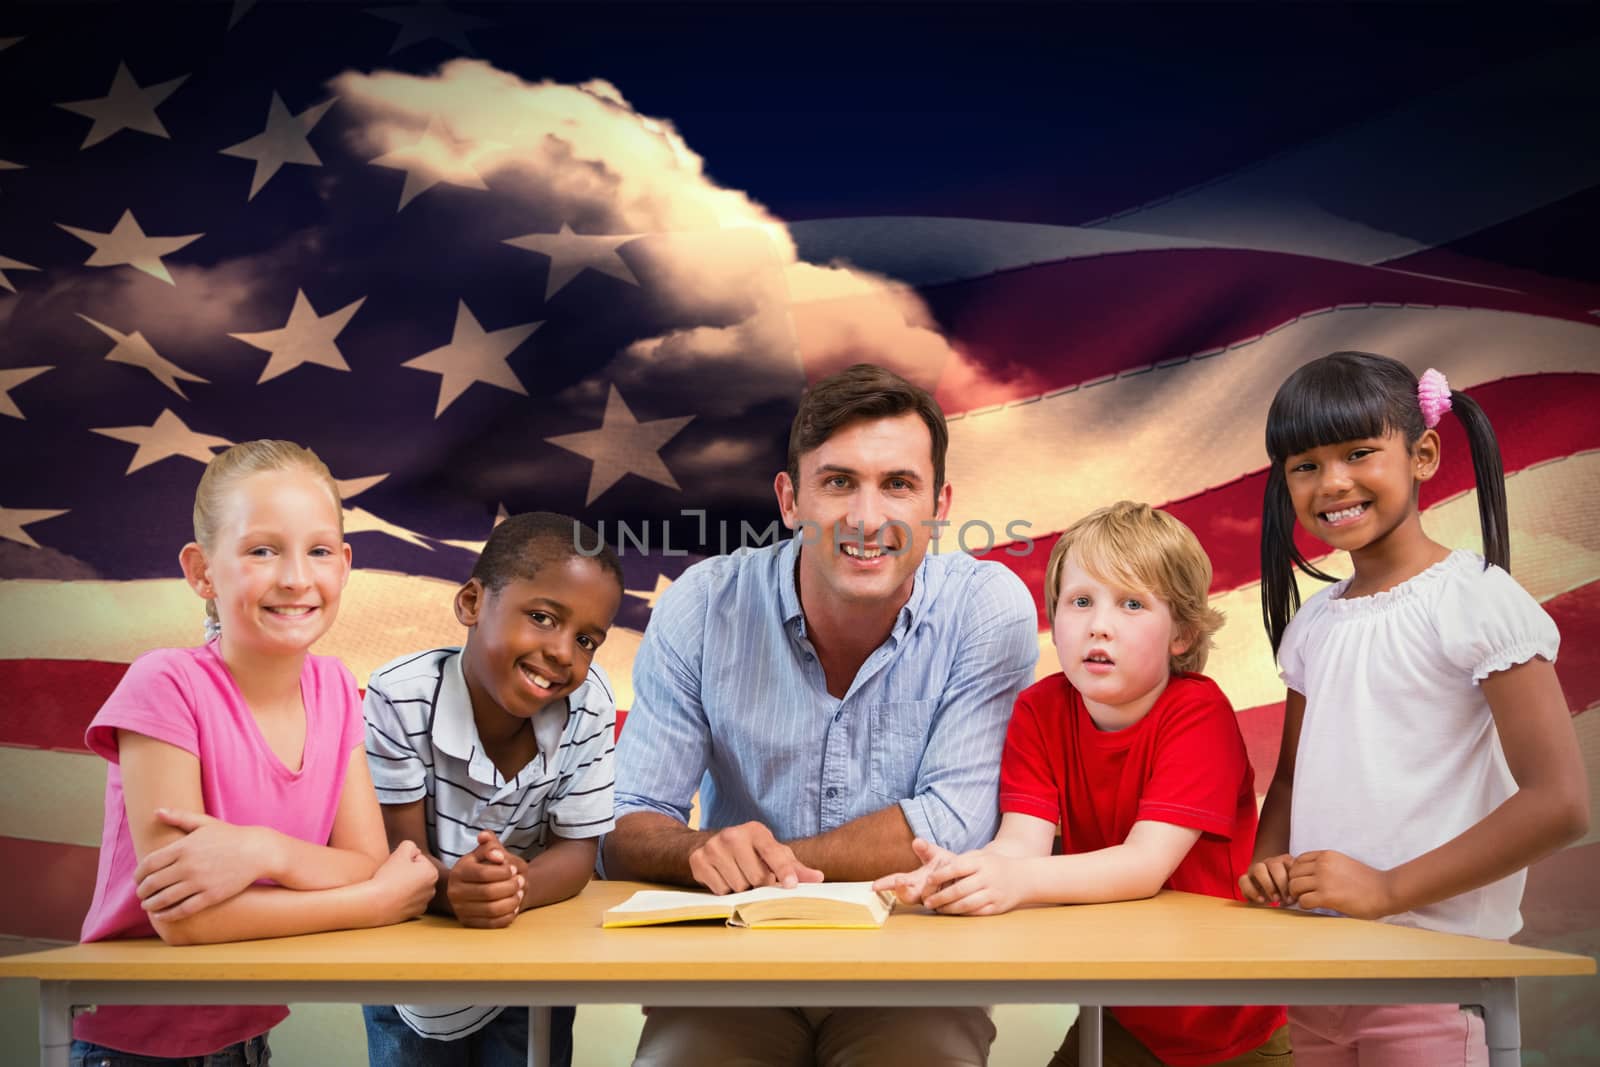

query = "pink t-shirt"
[{"left": 75, "top": 641, "right": 364, "bottom": 1057}]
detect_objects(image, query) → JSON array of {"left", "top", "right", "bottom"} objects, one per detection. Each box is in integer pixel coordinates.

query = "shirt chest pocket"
[{"left": 868, "top": 699, "right": 936, "bottom": 801}]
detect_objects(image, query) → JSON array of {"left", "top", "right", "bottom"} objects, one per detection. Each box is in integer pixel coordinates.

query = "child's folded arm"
[
  {"left": 377, "top": 798, "right": 453, "bottom": 915},
  {"left": 264, "top": 745, "right": 389, "bottom": 888},
  {"left": 152, "top": 844, "right": 435, "bottom": 945},
  {"left": 1026, "top": 820, "right": 1202, "bottom": 906},
  {"left": 517, "top": 834, "right": 599, "bottom": 910}
]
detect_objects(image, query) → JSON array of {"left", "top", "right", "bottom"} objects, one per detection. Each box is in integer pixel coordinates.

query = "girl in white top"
[{"left": 1242, "top": 352, "right": 1589, "bottom": 1066}]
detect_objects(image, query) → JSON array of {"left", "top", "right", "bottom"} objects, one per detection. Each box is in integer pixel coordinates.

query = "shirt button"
[{"left": 826, "top": 787, "right": 838, "bottom": 798}]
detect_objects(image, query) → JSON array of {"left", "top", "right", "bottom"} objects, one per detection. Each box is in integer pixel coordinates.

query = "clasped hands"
[
  {"left": 1239, "top": 850, "right": 1399, "bottom": 920},
  {"left": 446, "top": 829, "right": 527, "bottom": 928}
]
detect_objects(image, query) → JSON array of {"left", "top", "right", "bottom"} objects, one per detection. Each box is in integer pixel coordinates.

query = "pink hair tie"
[{"left": 1418, "top": 368, "right": 1452, "bottom": 428}]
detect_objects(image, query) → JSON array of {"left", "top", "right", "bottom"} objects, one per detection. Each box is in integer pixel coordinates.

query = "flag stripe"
[
  {"left": 978, "top": 374, "right": 1600, "bottom": 621},
  {"left": 0, "top": 836, "right": 98, "bottom": 943},
  {"left": 939, "top": 309, "right": 1597, "bottom": 538},
  {"left": 0, "top": 746, "right": 104, "bottom": 846},
  {"left": 921, "top": 253, "right": 1599, "bottom": 412}
]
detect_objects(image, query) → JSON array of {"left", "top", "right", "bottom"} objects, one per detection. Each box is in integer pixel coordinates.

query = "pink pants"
[{"left": 1289, "top": 1004, "right": 1488, "bottom": 1067}]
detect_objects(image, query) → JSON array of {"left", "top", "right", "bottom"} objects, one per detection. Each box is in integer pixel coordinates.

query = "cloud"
[{"left": 329, "top": 59, "right": 1035, "bottom": 411}]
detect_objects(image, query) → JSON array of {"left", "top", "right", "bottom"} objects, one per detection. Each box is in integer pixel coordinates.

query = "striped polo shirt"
[{"left": 363, "top": 646, "right": 616, "bottom": 1041}]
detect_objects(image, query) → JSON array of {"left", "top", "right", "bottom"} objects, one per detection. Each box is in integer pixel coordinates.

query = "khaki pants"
[
  {"left": 1049, "top": 1013, "right": 1293, "bottom": 1067},
  {"left": 631, "top": 1006, "right": 996, "bottom": 1067}
]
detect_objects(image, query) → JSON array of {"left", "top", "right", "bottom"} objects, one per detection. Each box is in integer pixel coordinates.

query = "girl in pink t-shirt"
[{"left": 74, "top": 440, "right": 435, "bottom": 1064}]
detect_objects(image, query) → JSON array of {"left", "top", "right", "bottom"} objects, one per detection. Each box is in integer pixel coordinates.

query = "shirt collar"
[
  {"left": 431, "top": 651, "right": 479, "bottom": 763},
  {"left": 433, "top": 651, "right": 570, "bottom": 784},
  {"left": 778, "top": 535, "right": 930, "bottom": 642}
]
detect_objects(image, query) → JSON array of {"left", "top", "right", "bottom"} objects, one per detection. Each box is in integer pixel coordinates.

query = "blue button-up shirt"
[{"left": 616, "top": 537, "right": 1039, "bottom": 851}]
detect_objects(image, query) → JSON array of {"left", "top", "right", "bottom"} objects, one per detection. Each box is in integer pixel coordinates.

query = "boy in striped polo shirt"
[{"left": 361, "top": 512, "right": 624, "bottom": 1067}]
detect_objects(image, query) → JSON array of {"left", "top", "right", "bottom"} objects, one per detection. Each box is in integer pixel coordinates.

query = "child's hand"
[
  {"left": 872, "top": 837, "right": 959, "bottom": 906},
  {"left": 1239, "top": 853, "right": 1296, "bottom": 907},
  {"left": 373, "top": 840, "right": 436, "bottom": 922},
  {"left": 1288, "top": 850, "right": 1397, "bottom": 920},
  {"left": 922, "top": 849, "right": 1030, "bottom": 916},
  {"left": 448, "top": 830, "right": 524, "bottom": 928},
  {"left": 134, "top": 809, "right": 264, "bottom": 922}
]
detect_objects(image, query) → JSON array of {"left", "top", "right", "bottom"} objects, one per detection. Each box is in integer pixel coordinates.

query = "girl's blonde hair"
[
  {"left": 192, "top": 440, "right": 343, "bottom": 633},
  {"left": 1044, "top": 500, "right": 1224, "bottom": 674}
]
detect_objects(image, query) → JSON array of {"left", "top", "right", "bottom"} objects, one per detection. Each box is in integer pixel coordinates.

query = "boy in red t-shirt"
[{"left": 876, "top": 501, "right": 1291, "bottom": 1066}]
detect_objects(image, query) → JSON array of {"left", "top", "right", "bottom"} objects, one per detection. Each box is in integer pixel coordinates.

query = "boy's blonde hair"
[
  {"left": 192, "top": 440, "right": 343, "bottom": 631},
  {"left": 1044, "top": 500, "right": 1223, "bottom": 674}
]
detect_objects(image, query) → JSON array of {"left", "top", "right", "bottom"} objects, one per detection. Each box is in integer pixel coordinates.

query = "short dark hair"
[
  {"left": 469, "top": 511, "right": 623, "bottom": 592},
  {"left": 786, "top": 363, "right": 949, "bottom": 495}
]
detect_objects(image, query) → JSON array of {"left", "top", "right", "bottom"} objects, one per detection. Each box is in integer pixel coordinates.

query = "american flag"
[{"left": 1, "top": 2, "right": 1597, "bottom": 1059}]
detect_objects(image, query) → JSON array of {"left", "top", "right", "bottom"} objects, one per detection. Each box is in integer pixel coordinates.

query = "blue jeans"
[
  {"left": 69, "top": 1034, "right": 270, "bottom": 1066},
  {"left": 362, "top": 1005, "right": 573, "bottom": 1067}
]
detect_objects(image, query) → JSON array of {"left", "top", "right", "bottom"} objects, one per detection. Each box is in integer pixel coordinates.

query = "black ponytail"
[
  {"left": 1261, "top": 464, "right": 1341, "bottom": 654},
  {"left": 1449, "top": 389, "right": 1510, "bottom": 573}
]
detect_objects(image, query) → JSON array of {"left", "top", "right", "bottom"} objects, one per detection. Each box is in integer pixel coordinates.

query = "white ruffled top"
[{"left": 1279, "top": 550, "right": 1559, "bottom": 938}]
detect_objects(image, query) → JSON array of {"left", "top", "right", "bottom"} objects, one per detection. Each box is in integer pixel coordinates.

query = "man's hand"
[
  {"left": 872, "top": 837, "right": 959, "bottom": 906},
  {"left": 1239, "top": 852, "right": 1296, "bottom": 907},
  {"left": 688, "top": 821, "right": 824, "bottom": 894},
  {"left": 447, "top": 830, "right": 524, "bottom": 928},
  {"left": 1288, "top": 850, "right": 1398, "bottom": 920},
  {"left": 134, "top": 809, "right": 264, "bottom": 921},
  {"left": 920, "top": 847, "right": 1033, "bottom": 916}
]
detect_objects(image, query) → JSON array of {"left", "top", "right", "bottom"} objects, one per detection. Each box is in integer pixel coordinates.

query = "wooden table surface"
[{"left": 1, "top": 880, "right": 1590, "bottom": 985}]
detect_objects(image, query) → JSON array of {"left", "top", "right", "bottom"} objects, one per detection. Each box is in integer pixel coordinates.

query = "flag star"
[
  {"left": 92, "top": 408, "right": 231, "bottom": 474},
  {"left": 370, "top": 117, "right": 490, "bottom": 211},
  {"left": 0, "top": 253, "right": 39, "bottom": 293},
  {"left": 503, "top": 223, "right": 641, "bottom": 300},
  {"left": 58, "top": 209, "right": 203, "bottom": 286},
  {"left": 0, "top": 505, "right": 67, "bottom": 549},
  {"left": 366, "top": 4, "right": 490, "bottom": 55},
  {"left": 55, "top": 61, "right": 188, "bottom": 149},
  {"left": 403, "top": 300, "right": 538, "bottom": 416},
  {"left": 77, "top": 314, "right": 208, "bottom": 398},
  {"left": 334, "top": 473, "right": 389, "bottom": 501},
  {"left": 0, "top": 365, "right": 51, "bottom": 419},
  {"left": 220, "top": 93, "right": 335, "bottom": 200},
  {"left": 228, "top": 0, "right": 259, "bottom": 30},
  {"left": 625, "top": 574, "right": 674, "bottom": 611},
  {"left": 546, "top": 386, "right": 694, "bottom": 505},
  {"left": 229, "top": 289, "right": 365, "bottom": 384},
  {"left": 344, "top": 506, "right": 433, "bottom": 550}
]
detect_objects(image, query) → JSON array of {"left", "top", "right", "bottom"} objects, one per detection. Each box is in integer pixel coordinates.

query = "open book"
[{"left": 603, "top": 881, "right": 896, "bottom": 929}]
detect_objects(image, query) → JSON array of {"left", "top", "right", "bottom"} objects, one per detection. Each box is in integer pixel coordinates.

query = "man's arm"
[
  {"left": 789, "top": 805, "right": 917, "bottom": 881},
  {"left": 898, "top": 567, "right": 1039, "bottom": 853},
  {"left": 604, "top": 812, "right": 708, "bottom": 885},
  {"left": 603, "top": 576, "right": 715, "bottom": 885}
]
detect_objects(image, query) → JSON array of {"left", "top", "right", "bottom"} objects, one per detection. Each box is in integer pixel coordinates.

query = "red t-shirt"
[{"left": 1000, "top": 672, "right": 1285, "bottom": 1066}]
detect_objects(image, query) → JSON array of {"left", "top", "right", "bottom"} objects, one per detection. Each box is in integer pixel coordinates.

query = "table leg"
[
  {"left": 1476, "top": 978, "right": 1520, "bottom": 1067},
  {"left": 37, "top": 983, "right": 71, "bottom": 1067},
  {"left": 1078, "top": 1004, "right": 1103, "bottom": 1066},
  {"left": 527, "top": 1004, "right": 551, "bottom": 1067}
]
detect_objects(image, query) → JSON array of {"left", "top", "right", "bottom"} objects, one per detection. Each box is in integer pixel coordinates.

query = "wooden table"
[{"left": 1, "top": 881, "right": 1590, "bottom": 1066}]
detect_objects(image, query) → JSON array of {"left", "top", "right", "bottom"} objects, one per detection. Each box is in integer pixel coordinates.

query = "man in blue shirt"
[{"left": 605, "top": 363, "right": 1039, "bottom": 1066}]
